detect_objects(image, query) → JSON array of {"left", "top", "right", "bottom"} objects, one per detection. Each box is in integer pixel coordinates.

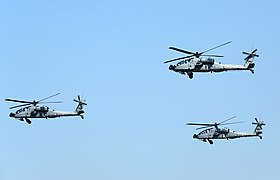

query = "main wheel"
[
  {"left": 188, "top": 72, "right": 194, "bottom": 79},
  {"left": 25, "top": 119, "right": 32, "bottom": 124}
]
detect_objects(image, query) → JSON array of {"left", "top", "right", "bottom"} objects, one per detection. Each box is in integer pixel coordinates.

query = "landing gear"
[
  {"left": 25, "top": 118, "right": 32, "bottom": 124},
  {"left": 207, "top": 139, "right": 213, "bottom": 145},
  {"left": 187, "top": 72, "right": 193, "bottom": 79}
]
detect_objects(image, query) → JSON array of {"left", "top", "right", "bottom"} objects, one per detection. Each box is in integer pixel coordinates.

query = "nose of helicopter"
[
  {"left": 9, "top": 112, "right": 15, "bottom": 117},
  {"left": 193, "top": 134, "right": 198, "bottom": 139},
  {"left": 169, "top": 65, "right": 175, "bottom": 71}
]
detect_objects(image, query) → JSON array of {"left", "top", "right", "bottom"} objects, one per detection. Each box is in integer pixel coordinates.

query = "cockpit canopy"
[
  {"left": 15, "top": 107, "right": 29, "bottom": 114},
  {"left": 15, "top": 106, "right": 49, "bottom": 114},
  {"left": 198, "top": 128, "right": 213, "bottom": 135},
  {"left": 175, "top": 57, "right": 215, "bottom": 67},
  {"left": 176, "top": 58, "right": 194, "bottom": 66}
]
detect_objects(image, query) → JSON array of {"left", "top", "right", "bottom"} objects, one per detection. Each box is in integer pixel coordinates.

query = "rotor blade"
[
  {"left": 9, "top": 103, "right": 31, "bottom": 109},
  {"left": 164, "top": 55, "right": 193, "bottom": 64},
  {"left": 38, "top": 93, "right": 61, "bottom": 102},
  {"left": 220, "top": 121, "right": 244, "bottom": 126},
  {"left": 186, "top": 123, "right": 213, "bottom": 126},
  {"left": 169, "top": 47, "right": 195, "bottom": 55},
  {"left": 243, "top": 50, "right": 259, "bottom": 57},
  {"left": 196, "top": 126, "right": 214, "bottom": 130},
  {"left": 201, "top": 41, "right": 232, "bottom": 54},
  {"left": 39, "top": 101, "right": 63, "bottom": 104},
  {"left": 243, "top": 52, "right": 259, "bottom": 56},
  {"left": 78, "top": 95, "right": 81, "bottom": 101},
  {"left": 255, "top": 118, "right": 258, "bottom": 122},
  {"left": 200, "top": 54, "right": 224, "bottom": 57},
  {"left": 74, "top": 99, "right": 79, "bottom": 103},
  {"left": 5, "top": 98, "right": 33, "bottom": 104},
  {"left": 243, "top": 52, "right": 250, "bottom": 55},
  {"left": 218, "top": 116, "right": 237, "bottom": 125},
  {"left": 252, "top": 49, "right": 257, "bottom": 54},
  {"left": 243, "top": 52, "right": 251, "bottom": 58}
]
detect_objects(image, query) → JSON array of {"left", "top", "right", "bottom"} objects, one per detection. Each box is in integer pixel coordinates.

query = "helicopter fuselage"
[
  {"left": 5, "top": 94, "right": 87, "bottom": 124},
  {"left": 193, "top": 127, "right": 261, "bottom": 144},
  {"left": 187, "top": 117, "right": 265, "bottom": 144},
  {"left": 170, "top": 57, "right": 254, "bottom": 74},
  {"left": 165, "top": 43, "right": 258, "bottom": 79},
  {"left": 9, "top": 106, "right": 81, "bottom": 119}
]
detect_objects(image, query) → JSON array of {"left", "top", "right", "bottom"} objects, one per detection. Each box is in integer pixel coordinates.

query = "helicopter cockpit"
[
  {"left": 197, "top": 128, "right": 213, "bottom": 135},
  {"left": 15, "top": 107, "right": 29, "bottom": 114},
  {"left": 176, "top": 58, "right": 194, "bottom": 66}
]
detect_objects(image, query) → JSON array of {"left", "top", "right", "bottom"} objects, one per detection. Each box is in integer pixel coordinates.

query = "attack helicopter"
[
  {"left": 5, "top": 93, "right": 87, "bottom": 124},
  {"left": 186, "top": 116, "right": 265, "bottom": 144},
  {"left": 164, "top": 41, "right": 259, "bottom": 79}
]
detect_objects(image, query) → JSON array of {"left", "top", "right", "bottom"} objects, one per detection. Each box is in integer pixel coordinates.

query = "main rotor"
[
  {"left": 186, "top": 116, "right": 243, "bottom": 130},
  {"left": 164, "top": 41, "right": 232, "bottom": 64},
  {"left": 5, "top": 93, "right": 62, "bottom": 109}
]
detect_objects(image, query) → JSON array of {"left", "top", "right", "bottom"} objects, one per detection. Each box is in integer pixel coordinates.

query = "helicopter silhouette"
[
  {"left": 5, "top": 93, "right": 87, "bottom": 124},
  {"left": 164, "top": 41, "right": 259, "bottom": 79},
  {"left": 186, "top": 116, "right": 265, "bottom": 144}
]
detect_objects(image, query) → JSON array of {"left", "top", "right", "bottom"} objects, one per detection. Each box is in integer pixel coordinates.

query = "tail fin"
[
  {"left": 73, "top": 95, "right": 87, "bottom": 119},
  {"left": 243, "top": 49, "right": 259, "bottom": 73},
  {"left": 252, "top": 118, "right": 265, "bottom": 139}
]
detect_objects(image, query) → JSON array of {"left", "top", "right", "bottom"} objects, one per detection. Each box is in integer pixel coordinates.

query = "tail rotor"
[
  {"left": 243, "top": 49, "right": 259, "bottom": 61},
  {"left": 243, "top": 49, "right": 259, "bottom": 73},
  {"left": 73, "top": 95, "right": 87, "bottom": 119},
  {"left": 252, "top": 118, "right": 265, "bottom": 139}
]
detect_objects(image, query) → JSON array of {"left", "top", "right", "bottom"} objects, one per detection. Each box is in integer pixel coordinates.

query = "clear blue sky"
[{"left": 1, "top": 0, "right": 280, "bottom": 179}]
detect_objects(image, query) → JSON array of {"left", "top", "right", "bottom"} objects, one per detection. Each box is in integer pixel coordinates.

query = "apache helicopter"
[
  {"left": 186, "top": 116, "right": 265, "bottom": 144},
  {"left": 5, "top": 93, "right": 87, "bottom": 124},
  {"left": 164, "top": 41, "right": 259, "bottom": 79}
]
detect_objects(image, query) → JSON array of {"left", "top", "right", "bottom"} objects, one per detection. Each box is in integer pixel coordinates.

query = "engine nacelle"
[
  {"left": 217, "top": 128, "right": 230, "bottom": 133},
  {"left": 35, "top": 106, "right": 49, "bottom": 112},
  {"left": 201, "top": 58, "right": 215, "bottom": 65}
]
